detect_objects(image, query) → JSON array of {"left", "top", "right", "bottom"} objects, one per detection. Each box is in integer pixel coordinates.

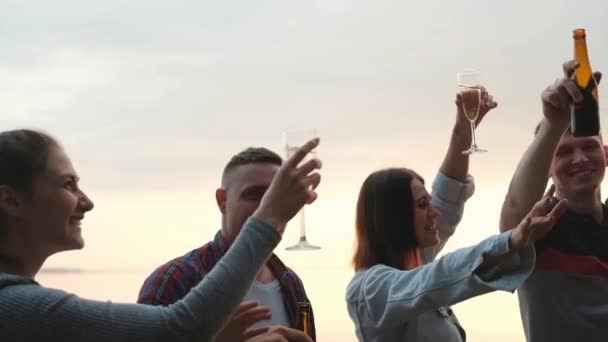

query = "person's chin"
[
  {"left": 419, "top": 235, "right": 440, "bottom": 249},
  {"left": 65, "top": 231, "right": 85, "bottom": 250}
]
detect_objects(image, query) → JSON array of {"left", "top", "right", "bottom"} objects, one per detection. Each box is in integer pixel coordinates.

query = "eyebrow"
[
  {"left": 241, "top": 185, "right": 268, "bottom": 194},
  {"left": 60, "top": 174, "right": 80, "bottom": 182},
  {"left": 414, "top": 194, "right": 431, "bottom": 201}
]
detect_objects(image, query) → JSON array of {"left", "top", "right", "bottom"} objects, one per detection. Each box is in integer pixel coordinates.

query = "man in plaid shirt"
[{"left": 137, "top": 147, "right": 316, "bottom": 341}]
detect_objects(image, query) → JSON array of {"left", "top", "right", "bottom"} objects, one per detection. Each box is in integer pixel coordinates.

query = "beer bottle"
[
  {"left": 571, "top": 28, "right": 600, "bottom": 137},
  {"left": 296, "top": 302, "right": 311, "bottom": 336}
]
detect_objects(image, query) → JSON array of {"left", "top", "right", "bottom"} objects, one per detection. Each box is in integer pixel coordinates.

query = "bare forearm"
[
  {"left": 440, "top": 122, "right": 471, "bottom": 182},
  {"left": 499, "top": 120, "right": 565, "bottom": 231}
]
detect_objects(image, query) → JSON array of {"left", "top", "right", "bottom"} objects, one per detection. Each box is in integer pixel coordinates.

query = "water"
[{"left": 37, "top": 266, "right": 526, "bottom": 341}]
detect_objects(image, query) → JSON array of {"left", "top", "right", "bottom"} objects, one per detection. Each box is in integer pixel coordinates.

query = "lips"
[
  {"left": 69, "top": 215, "right": 84, "bottom": 225},
  {"left": 424, "top": 222, "right": 438, "bottom": 232},
  {"left": 569, "top": 168, "right": 595, "bottom": 177}
]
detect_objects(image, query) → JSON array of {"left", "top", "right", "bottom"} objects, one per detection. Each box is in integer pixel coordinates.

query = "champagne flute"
[
  {"left": 457, "top": 69, "right": 486, "bottom": 154},
  {"left": 283, "top": 128, "right": 321, "bottom": 251}
]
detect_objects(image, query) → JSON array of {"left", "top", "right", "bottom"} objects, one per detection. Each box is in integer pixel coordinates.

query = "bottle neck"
[{"left": 574, "top": 39, "right": 591, "bottom": 65}]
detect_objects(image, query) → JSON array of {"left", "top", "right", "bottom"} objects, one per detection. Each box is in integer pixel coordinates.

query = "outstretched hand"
[
  {"left": 253, "top": 138, "right": 322, "bottom": 234},
  {"left": 510, "top": 185, "right": 568, "bottom": 249},
  {"left": 215, "top": 301, "right": 272, "bottom": 342}
]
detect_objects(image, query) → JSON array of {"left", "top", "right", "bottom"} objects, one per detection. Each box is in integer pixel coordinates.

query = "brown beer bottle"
[
  {"left": 571, "top": 28, "right": 600, "bottom": 137},
  {"left": 296, "top": 302, "right": 310, "bottom": 336}
]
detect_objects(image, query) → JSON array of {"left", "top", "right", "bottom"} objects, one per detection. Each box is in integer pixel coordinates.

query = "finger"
[
  {"left": 594, "top": 71, "right": 602, "bottom": 84},
  {"left": 234, "top": 301, "right": 260, "bottom": 316},
  {"left": 275, "top": 327, "right": 312, "bottom": 342},
  {"left": 528, "top": 216, "right": 554, "bottom": 240},
  {"left": 542, "top": 79, "right": 568, "bottom": 109},
  {"left": 302, "top": 172, "right": 321, "bottom": 190},
  {"left": 234, "top": 304, "right": 265, "bottom": 321},
  {"left": 296, "top": 158, "right": 322, "bottom": 178},
  {"left": 243, "top": 308, "right": 272, "bottom": 323},
  {"left": 306, "top": 189, "right": 318, "bottom": 205},
  {"left": 563, "top": 60, "right": 580, "bottom": 78},
  {"left": 455, "top": 93, "right": 464, "bottom": 111},
  {"left": 562, "top": 79, "right": 584, "bottom": 103},
  {"left": 283, "top": 138, "right": 320, "bottom": 170},
  {"left": 235, "top": 306, "right": 272, "bottom": 322},
  {"left": 519, "top": 217, "right": 534, "bottom": 247},
  {"left": 547, "top": 198, "right": 568, "bottom": 220},
  {"left": 243, "top": 327, "right": 270, "bottom": 340},
  {"left": 529, "top": 194, "right": 553, "bottom": 218},
  {"left": 543, "top": 184, "right": 556, "bottom": 199}
]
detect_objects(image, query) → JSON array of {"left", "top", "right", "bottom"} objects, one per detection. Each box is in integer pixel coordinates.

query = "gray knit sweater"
[{"left": 0, "top": 217, "right": 281, "bottom": 342}]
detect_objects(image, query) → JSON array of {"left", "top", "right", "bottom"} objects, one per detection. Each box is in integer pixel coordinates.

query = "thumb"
[
  {"left": 594, "top": 71, "right": 602, "bottom": 85},
  {"left": 515, "top": 217, "right": 533, "bottom": 249}
]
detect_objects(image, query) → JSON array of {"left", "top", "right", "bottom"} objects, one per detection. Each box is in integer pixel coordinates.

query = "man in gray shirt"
[{"left": 500, "top": 61, "right": 607, "bottom": 341}]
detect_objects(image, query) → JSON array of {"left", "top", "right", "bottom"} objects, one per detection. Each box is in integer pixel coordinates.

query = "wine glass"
[
  {"left": 457, "top": 69, "right": 486, "bottom": 154},
  {"left": 283, "top": 128, "right": 321, "bottom": 251}
]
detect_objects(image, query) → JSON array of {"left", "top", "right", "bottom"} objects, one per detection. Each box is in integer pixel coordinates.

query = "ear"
[
  {"left": 215, "top": 188, "right": 227, "bottom": 214},
  {"left": 0, "top": 185, "right": 22, "bottom": 217},
  {"left": 604, "top": 145, "right": 608, "bottom": 167}
]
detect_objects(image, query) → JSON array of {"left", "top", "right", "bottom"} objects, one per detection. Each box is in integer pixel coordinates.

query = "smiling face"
[
  {"left": 551, "top": 130, "right": 608, "bottom": 199},
  {"left": 17, "top": 146, "right": 95, "bottom": 255},
  {"left": 410, "top": 178, "right": 441, "bottom": 248}
]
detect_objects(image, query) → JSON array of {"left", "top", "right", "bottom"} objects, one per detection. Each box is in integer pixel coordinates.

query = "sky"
[{"left": 3, "top": 0, "right": 608, "bottom": 340}]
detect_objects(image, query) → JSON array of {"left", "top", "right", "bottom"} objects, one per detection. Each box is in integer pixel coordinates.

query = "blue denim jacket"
[{"left": 345, "top": 172, "right": 535, "bottom": 341}]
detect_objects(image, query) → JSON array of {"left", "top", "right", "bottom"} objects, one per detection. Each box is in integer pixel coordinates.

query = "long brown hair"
[{"left": 352, "top": 168, "right": 423, "bottom": 271}]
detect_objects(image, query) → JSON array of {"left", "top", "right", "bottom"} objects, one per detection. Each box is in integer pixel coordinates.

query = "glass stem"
[
  {"left": 469, "top": 120, "right": 477, "bottom": 149},
  {"left": 299, "top": 207, "right": 307, "bottom": 241}
]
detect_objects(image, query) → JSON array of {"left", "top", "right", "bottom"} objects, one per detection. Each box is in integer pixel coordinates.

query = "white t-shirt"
[{"left": 243, "top": 279, "right": 289, "bottom": 329}]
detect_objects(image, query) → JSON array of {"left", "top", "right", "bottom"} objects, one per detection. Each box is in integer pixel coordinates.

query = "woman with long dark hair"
[{"left": 346, "top": 91, "right": 567, "bottom": 341}]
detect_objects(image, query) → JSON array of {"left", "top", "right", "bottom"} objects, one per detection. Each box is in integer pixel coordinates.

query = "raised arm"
[
  {"left": 1, "top": 138, "right": 322, "bottom": 342},
  {"left": 422, "top": 89, "right": 497, "bottom": 261},
  {"left": 499, "top": 61, "right": 600, "bottom": 231},
  {"left": 439, "top": 87, "right": 497, "bottom": 182}
]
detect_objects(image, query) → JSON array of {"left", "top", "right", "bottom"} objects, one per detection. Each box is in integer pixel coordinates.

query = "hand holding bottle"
[
  {"left": 541, "top": 61, "right": 601, "bottom": 130},
  {"left": 542, "top": 29, "right": 602, "bottom": 135}
]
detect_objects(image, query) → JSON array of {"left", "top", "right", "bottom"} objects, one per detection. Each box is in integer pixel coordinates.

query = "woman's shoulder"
[{"left": 346, "top": 265, "right": 401, "bottom": 300}]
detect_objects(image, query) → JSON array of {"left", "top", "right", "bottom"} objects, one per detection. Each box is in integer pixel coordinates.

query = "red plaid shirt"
[{"left": 138, "top": 230, "right": 316, "bottom": 340}]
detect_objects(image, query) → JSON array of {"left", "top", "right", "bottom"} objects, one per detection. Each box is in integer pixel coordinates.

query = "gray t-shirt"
[
  {"left": 0, "top": 216, "right": 281, "bottom": 342},
  {"left": 518, "top": 206, "right": 608, "bottom": 342}
]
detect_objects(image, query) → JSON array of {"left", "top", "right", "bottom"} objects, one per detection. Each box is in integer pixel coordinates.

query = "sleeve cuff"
[
  {"left": 431, "top": 171, "right": 475, "bottom": 204},
  {"left": 473, "top": 231, "right": 535, "bottom": 292}
]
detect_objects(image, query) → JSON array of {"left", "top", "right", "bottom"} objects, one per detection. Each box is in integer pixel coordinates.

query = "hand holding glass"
[
  {"left": 283, "top": 129, "right": 321, "bottom": 251},
  {"left": 457, "top": 69, "right": 486, "bottom": 154}
]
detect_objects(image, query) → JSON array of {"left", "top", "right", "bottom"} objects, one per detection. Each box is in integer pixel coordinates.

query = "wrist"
[
  {"left": 450, "top": 124, "right": 472, "bottom": 146},
  {"left": 252, "top": 209, "right": 285, "bottom": 235}
]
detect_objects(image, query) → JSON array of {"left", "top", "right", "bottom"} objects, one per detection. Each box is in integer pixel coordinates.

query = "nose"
[
  {"left": 429, "top": 205, "right": 441, "bottom": 219},
  {"left": 78, "top": 189, "right": 95, "bottom": 212},
  {"left": 572, "top": 148, "right": 589, "bottom": 164}
]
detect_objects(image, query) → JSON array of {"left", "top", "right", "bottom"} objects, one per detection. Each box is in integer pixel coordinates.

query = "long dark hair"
[{"left": 352, "top": 168, "right": 424, "bottom": 271}]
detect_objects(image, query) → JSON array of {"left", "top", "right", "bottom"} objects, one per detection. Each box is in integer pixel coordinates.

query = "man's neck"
[
  {"left": 559, "top": 190, "right": 604, "bottom": 223},
  {"left": 255, "top": 264, "right": 276, "bottom": 284}
]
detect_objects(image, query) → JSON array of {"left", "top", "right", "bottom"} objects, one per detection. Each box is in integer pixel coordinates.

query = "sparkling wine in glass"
[
  {"left": 283, "top": 129, "right": 321, "bottom": 251},
  {"left": 457, "top": 69, "right": 486, "bottom": 154}
]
